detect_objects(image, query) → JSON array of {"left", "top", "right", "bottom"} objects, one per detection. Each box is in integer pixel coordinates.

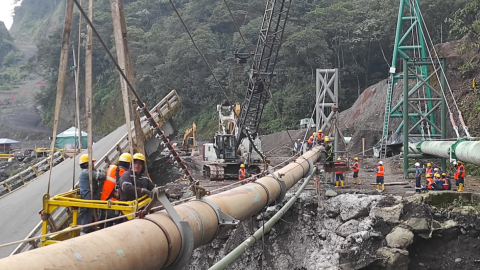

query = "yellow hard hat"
[
  {"left": 427, "top": 163, "right": 431, "bottom": 166},
  {"left": 324, "top": 136, "right": 329, "bottom": 142},
  {"left": 354, "top": 157, "right": 358, "bottom": 161},
  {"left": 313, "top": 132, "right": 316, "bottom": 135},
  {"left": 337, "top": 157, "right": 341, "bottom": 161},
  {"left": 119, "top": 153, "right": 132, "bottom": 163},
  {"left": 457, "top": 160, "right": 462, "bottom": 164},
  {"left": 426, "top": 174, "right": 431, "bottom": 178},
  {"left": 434, "top": 173, "right": 440, "bottom": 178},
  {"left": 133, "top": 153, "right": 146, "bottom": 162},
  {"left": 442, "top": 173, "right": 446, "bottom": 176},
  {"left": 318, "top": 129, "right": 322, "bottom": 133},
  {"left": 240, "top": 164, "right": 245, "bottom": 168},
  {"left": 297, "top": 139, "right": 300, "bottom": 141},
  {"left": 79, "top": 154, "right": 95, "bottom": 165}
]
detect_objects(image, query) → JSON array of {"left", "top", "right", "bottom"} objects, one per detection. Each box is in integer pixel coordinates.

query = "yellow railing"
[
  {"left": 40, "top": 188, "right": 151, "bottom": 246},
  {"left": 0, "top": 154, "right": 13, "bottom": 160}
]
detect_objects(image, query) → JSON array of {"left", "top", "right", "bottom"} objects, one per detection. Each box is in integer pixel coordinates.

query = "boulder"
[
  {"left": 451, "top": 206, "right": 479, "bottom": 215},
  {"left": 326, "top": 194, "right": 382, "bottom": 222},
  {"left": 376, "top": 247, "right": 410, "bottom": 270},
  {"left": 386, "top": 227, "right": 414, "bottom": 249},
  {"left": 336, "top": 220, "right": 359, "bottom": 237},
  {"left": 370, "top": 204, "right": 403, "bottom": 224},
  {"left": 325, "top": 189, "right": 337, "bottom": 197},
  {"left": 405, "top": 218, "right": 430, "bottom": 232}
]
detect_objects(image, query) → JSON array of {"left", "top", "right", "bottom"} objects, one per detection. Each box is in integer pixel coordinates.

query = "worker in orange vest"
[
  {"left": 335, "top": 157, "right": 345, "bottom": 188},
  {"left": 352, "top": 157, "right": 360, "bottom": 184},
  {"left": 425, "top": 163, "right": 433, "bottom": 176},
  {"left": 307, "top": 132, "right": 316, "bottom": 150},
  {"left": 375, "top": 161, "right": 385, "bottom": 191},
  {"left": 316, "top": 129, "right": 324, "bottom": 142},
  {"left": 426, "top": 174, "right": 434, "bottom": 190},
  {"left": 441, "top": 173, "right": 451, "bottom": 190},
  {"left": 238, "top": 164, "right": 249, "bottom": 180},
  {"left": 100, "top": 153, "right": 131, "bottom": 228},
  {"left": 101, "top": 153, "right": 132, "bottom": 201},
  {"left": 455, "top": 160, "right": 465, "bottom": 192}
]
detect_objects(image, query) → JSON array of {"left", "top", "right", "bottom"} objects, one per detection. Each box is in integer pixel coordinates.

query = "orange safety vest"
[
  {"left": 101, "top": 165, "right": 126, "bottom": 201},
  {"left": 442, "top": 177, "right": 449, "bottom": 189},
  {"left": 426, "top": 167, "right": 432, "bottom": 176},
  {"left": 457, "top": 164, "right": 465, "bottom": 178},
  {"left": 308, "top": 136, "right": 314, "bottom": 144},
  {"left": 335, "top": 162, "right": 343, "bottom": 175},
  {"left": 427, "top": 177, "right": 434, "bottom": 190},
  {"left": 352, "top": 161, "right": 359, "bottom": 172},
  {"left": 238, "top": 168, "right": 247, "bottom": 180},
  {"left": 376, "top": 165, "right": 384, "bottom": 177},
  {"left": 317, "top": 133, "right": 323, "bottom": 140}
]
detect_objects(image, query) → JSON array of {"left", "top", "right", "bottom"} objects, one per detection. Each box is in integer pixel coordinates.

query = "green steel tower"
[{"left": 381, "top": 0, "right": 447, "bottom": 176}]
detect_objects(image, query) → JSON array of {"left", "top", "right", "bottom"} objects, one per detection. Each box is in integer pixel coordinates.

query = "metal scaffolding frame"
[
  {"left": 402, "top": 58, "right": 447, "bottom": 177},
  {"left": 316, "top": 68, "right": 339, "bottom": 157}
]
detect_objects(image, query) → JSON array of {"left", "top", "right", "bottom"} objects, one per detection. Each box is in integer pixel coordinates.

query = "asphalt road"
[{"left": 0, "top": 124, "right": 127, "bottom": 258}]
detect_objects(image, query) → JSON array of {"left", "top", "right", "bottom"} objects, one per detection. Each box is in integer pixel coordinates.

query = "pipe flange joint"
[
  {"left": 449, "top": 138, "right": 471, "bottom": 160},
  {"left": 199, "top": 197, "right": 238, "bottom": 226},
  {"left": 416, "top": 140, "right": 426, "bottom": 154},
  {"left": 147, "top": 187, "right": 194, "bottom": 270},
  {"left": 268, "top": 169, "right": 286, "bottom": 204}
]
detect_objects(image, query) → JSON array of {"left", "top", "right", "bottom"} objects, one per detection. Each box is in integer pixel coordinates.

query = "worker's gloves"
[{"left": 143, "top": 189, "right": 152, "bottom": 198}]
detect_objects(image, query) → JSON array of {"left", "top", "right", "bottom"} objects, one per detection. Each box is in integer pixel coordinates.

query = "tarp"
[
  {"left": 373, "top": 132, "right": 422, "bottom": 157},
  {"left": 0, "top": 138, "right": 21, "bottom": 144},
  {"left": 55, "top": 127, "right": 88, "bottom": 149}
]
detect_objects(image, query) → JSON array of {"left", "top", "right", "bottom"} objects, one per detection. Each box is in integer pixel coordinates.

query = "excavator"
[
  {"left": 181, "top": 123, "right": 197, "bottom": 154},
  {"left": 203, "top": 0, "right": 292, "bottom": 180}
]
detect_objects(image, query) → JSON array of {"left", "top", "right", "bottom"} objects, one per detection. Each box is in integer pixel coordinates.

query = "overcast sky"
[{"left": 0, "top": 0, "right": 22, "bottom": 30}]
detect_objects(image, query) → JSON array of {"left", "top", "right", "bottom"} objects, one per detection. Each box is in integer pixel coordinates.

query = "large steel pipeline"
[
  {"left": 411, "top": 140, "right": 480, "bottom": 165},
  {"left": 0, "top": 147, "right": 321, "bottom": 270}
]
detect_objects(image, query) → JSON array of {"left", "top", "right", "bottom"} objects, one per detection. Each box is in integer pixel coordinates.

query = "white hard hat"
[
  {"left": 378, "top": 161, "right": 383, "bottom": 165},
  {"left": 415, "top": 162, "right": 420, "bottom": 167}
]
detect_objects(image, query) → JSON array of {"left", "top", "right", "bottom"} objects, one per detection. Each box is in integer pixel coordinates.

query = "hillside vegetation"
[{"left": 11, "top": 0, "right": 476, "bottom": 138}]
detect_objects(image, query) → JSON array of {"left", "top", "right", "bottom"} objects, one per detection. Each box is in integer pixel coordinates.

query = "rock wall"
[{"left": 185, "top": 191, "right": 480, "bottom": 270}]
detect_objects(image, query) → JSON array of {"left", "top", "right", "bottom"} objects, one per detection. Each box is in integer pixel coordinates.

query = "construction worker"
[
  {"left": 118, "top": 153, "right": 155, "bottom": 201},
  {"left": 441, "top": 173, "right": 451, "bottom": 190},
  {"left": 100, "top": 153, "right": 131, "bottom": 228},
  {"left": 433, "top": 173, "right": 443, "bottom": 190},
  {"left": 470, "top": 78, "right": 477, "bottom": 92},
  {"left": 324, "top": 136, "right": 333, "bottom": 161},
  {"left": 238, "top": 164, "right": 249, "bottom": 180},
  {"left": 78, "top": 154, "right": 106, "bottom": 234},
  {"left": 426, "top": 163, "right": 433, "bottom": 176},
  {"left": 352, "top": 157, "right": 360, "bottom": 184},
  {"left": 414, "top": 162, "right": 422, "bottom": 193},
  {"left": 335, "top": 157, "right": 344, "bottom": 188},
  {"left": 293, "top": 139, "right": 302, "bottom": 154},
  {"left": 426, "top": 174, "right": 434, "bottom": 190},
  {"left": 455, "top": 160, "right": 465, "bottom": 192},
  {"left": 375, "top": 161, "right": 385, "bottom": 191},
  {"left": 316, "top": 129, "right": 324, "bottom": 142},
  {"left": 307, "top": 132, "right": 316, "bottom": 150}
]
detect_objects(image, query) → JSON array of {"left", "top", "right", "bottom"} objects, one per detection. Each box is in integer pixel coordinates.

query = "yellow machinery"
[
  {"left": 181, "top": 123, "right": 197, "bottom": 153},
  {"left": 0, "top": 154, "right": 13, "bottom": 160},
  {"left": 40, "top": 189, "right": 151, "bottom": 246}
]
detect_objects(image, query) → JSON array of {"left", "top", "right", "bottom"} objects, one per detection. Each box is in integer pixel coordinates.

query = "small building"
[
  {"left": 55, "top": 127, "right": 88, "bottom": 150},
  {"left": 0, "top": 138, "right": 21, "bottom": 154}
]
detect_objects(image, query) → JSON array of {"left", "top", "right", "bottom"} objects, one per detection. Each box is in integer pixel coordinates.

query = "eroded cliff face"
[{"left": 185, "top": 191, "right": 480, "bottom": 270}]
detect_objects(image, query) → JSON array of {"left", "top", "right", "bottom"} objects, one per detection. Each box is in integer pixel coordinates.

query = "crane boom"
[{"left": 235, "top": 0, "right": 292, "bottom": 149}]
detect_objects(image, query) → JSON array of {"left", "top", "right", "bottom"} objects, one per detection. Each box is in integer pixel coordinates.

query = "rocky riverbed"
[{"left": 185, "top": 190, "right": 480, "bottom": 270}]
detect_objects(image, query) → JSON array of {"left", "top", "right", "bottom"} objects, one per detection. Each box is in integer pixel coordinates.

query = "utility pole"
[
  {"left": 110, "top": 0, "right": 146, "bottom": 159},
  {"left": 75, "top": 0, "right": 83, "bottom": 150},
  {"left": 47, "top": 0, "right": 74, "bottom": 193},
  {"left": 85, "top": 0, "right": 94, "bottom": 199}
]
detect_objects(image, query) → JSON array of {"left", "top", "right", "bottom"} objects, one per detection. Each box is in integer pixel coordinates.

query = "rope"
[
  {"left": 415, "top": 5, "right": 469, "bottom": 137},
  {"left": 0, "top": 213, "right": 136, "bottom": 249},
  {"left": 71, "top": 0, "right": 196, "bottom": 185},
  {"left": 223, "top": 0, "right": 252, "bottom": 54},
  {"left": 167, "top": 0, "right": 231, "bottom": 104}
]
